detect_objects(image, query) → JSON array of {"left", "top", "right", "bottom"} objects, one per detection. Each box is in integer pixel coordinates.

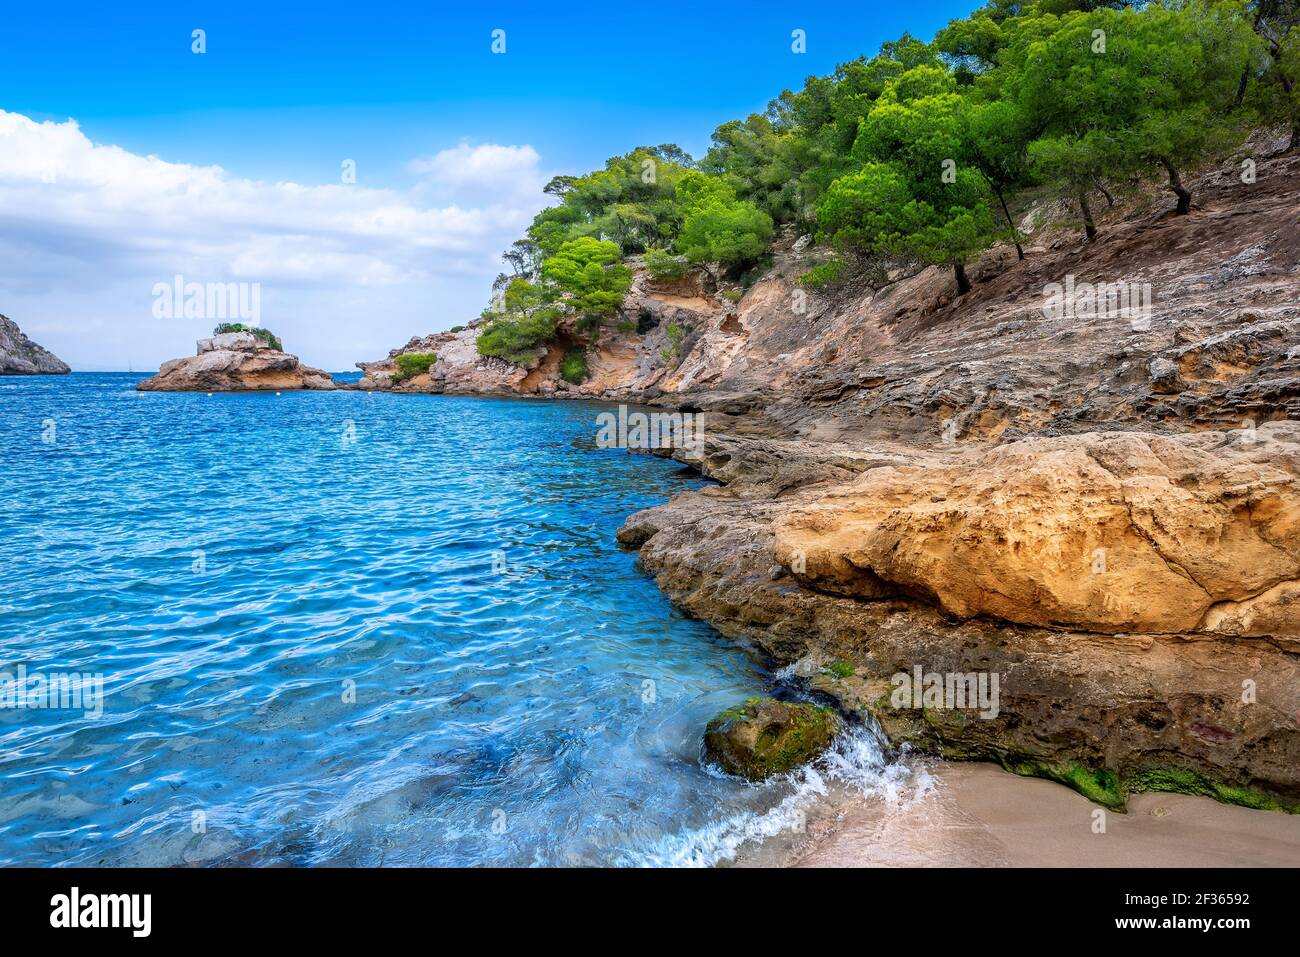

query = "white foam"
[{"left": 619, "top": 723, "right": 932, "bottom": 867}]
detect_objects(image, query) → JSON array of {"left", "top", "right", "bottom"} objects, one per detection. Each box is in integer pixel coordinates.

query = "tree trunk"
[
  {"left": 1269, "top": 37, "right": 1296, "bottom": 153},
  {"left": 1159, "top": 157, "right": 1192, "bottom": 215},
  {"left": 1092, "top": 176, "right": 1116, "bottom": 208},
  {"left": 993, "top": 186, "right": 1024, "bottom": 260},
  {"left": 954, "top": 262, "right": 971, "bottom": 296},
  {"left": 1078, "top": 188, "right": 1097, "bottom": 242}
]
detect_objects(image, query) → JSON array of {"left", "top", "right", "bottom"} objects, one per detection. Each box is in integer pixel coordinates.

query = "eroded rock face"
[
  {"left": 137, "top": 339, "right": 335, "bottom": 392},
  {"left": 0, "top": 314, "right": 69, "bottom": 375},
  {"left": 703, "top": 697, "right": 839, "bottom": 780},
  {"left": 773, "top": 426, "right": 1300, "bottom": 638}
]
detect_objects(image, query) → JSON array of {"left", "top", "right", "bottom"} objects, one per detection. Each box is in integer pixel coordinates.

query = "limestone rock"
[
  {"left": 773, "top": 427, "right": 1300, "bottom": 637},
  {"left": 1148, "top": 357, "right": 1184, "bottom": 394},
  {"left": 197, "top": 331, "right": 261, "bottom": 354}
]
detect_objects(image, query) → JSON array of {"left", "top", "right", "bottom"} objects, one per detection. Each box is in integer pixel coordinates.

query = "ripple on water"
[{"left": 0, "top": 374, "right": 920, "bottom": 866}]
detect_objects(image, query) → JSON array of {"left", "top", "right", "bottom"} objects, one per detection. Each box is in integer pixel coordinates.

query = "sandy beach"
[{"left": 793, "top": 763, "right": 1300, "bottom": 868}]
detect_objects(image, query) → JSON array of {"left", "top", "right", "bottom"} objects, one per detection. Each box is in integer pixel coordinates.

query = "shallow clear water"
[{"left": 0, "top": 373, "right": 916, "bottom": 866}]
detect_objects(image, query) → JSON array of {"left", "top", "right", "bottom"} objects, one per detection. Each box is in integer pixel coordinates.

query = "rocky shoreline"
[
  {"left": 618, "top": 425, "right": 1300, "bottom": 812},
  {"left": 135, "top": 148, "right": 1300, "bottom": 813},
  {"left": 601, "top": 151, "right": 1300, "bottom": 813},
  {"left": 423, "top": 148, "right": 1298, "bottom": 812}
]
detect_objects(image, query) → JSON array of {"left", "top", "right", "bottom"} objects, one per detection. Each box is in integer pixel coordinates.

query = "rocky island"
[
  {"left": 138, "top": 326, "right": 335, "bottom": 392},
  {"left": 0, "top": 313, "right": 70, "bottom": 375}
]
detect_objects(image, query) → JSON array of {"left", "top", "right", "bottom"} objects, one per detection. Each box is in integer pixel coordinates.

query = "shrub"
[
  {"left": 825, "top": 660, "right": 854, "bottom": 679},
  {"left": 213, "top": 322, "right": 283, "bottom": 352},
  {"left": 476, "top": 308, "right": 561, "bottom": 366},
  {"left": 645, "top": 247, "right": 690, "bottom": 281},
  {"left": 448, "top": 325, "right": 465, "bottom": 333},
  {"left": 392, "top": 352, "right": 437, "bottom": 382},
  {"left": 677, "top": 198, "right": 774, "bottom": 269},
  {"left": 659, "top": 321, "right": 688, "bottom": 365},
  {"left": 800, "top": 258, "right": 849, "bottom": 290},
  {"left": 559, "top": 348, "right": 589, "bottom": 384}
]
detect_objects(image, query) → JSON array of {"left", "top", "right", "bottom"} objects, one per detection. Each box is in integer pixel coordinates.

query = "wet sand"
[{"left": 792, "top": 762, "right": 1300, "bottom": 868}]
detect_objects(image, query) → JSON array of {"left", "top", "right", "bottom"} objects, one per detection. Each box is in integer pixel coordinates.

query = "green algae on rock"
[
  {"left": 703, "top": 697, "right": 839, "bottom": 781},
  {"left": 995, "top": 757, "right": 1300, "bottom": 814}
]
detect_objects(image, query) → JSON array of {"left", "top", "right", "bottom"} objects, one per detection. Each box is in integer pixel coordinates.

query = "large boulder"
[
  {"left": 703, "top": 697, "right": 839, "bottom": 780},
  {"left": 774, "top": 427, "right": 1300, "bottom": 639}
]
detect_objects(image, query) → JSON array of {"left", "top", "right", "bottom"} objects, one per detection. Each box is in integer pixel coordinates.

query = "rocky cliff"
[
  {"left": 0, "top": 314, "right": 70, "bottom": 375},
  {"left": 138, "top": 331, "right": 335, "bottom": 392},
  {"left": 364, "top": 144, "right": 1300, "bottom": 810}
]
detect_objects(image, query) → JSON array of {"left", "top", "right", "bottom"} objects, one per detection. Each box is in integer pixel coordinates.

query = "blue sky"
[{"left": 0, "top": 1, "right": 976, "bottom": 370}]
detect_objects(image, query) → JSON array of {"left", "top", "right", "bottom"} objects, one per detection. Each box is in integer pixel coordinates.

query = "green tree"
[
  {"left": 818, "top": 164, "right": 993, "bottom": 294},
  {"left": 501, "top": 239, "right": 540, "bottom": 278},
  {"left": 644, "top": 247, "right": 691, "bottom": 280},
  {"left": 528, "top": 204, "right": 592, "bottom": 258},
  {"left": 541, "top": 238, "right": 633, "bottom": 328},
  {"left": 1014, "top": 9, "right": 1137, "bottom": 238},
  {"left": 476, "top": 310, "right": 561, "bottom": 365},
  {"left": 1125, "top": 2, "right": 1259, "bottom": 213},
  {"left": 1281, "top": 29, "right": 1300, "bottom": 149},
  {"left": 1017, "top": 4, "right": 1257, "bottom": 230},
  {"left": 393, "top": 352, "right": 437, "bottom": 382},
  {"left": 676, "top": 197, "right": 774, "bottom": 271},
  {"left": 831, "top": 65, "right": 999, "bottom": 293},
  {"left": 816, "top": 163, "right": 915, "bottom": 252},
  {"left": 1246, "top": 0, "right": 1300, "bottom": 149},
  {"left": 701, "top": 114, "right": 799, "bottom": 221},
  {"left": 960, "top": 98, "right": 1035, "bottom": 258}
]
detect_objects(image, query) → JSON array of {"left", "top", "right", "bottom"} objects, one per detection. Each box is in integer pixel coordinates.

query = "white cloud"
[
  {"left": 0, "top": 110, "right": 552, "bottom": 370},
  {"left": 407, "top": 143, "right": 546, "bottom": 203}
]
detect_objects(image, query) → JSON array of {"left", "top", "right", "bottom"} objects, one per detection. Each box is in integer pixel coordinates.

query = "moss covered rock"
[{"left": 703, "top": 697, "right": 839, "bottom": 780}]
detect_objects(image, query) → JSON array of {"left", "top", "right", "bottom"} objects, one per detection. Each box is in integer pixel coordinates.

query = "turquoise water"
[{"left": 0, "top": 373, "right": 910, "bottom": 866}]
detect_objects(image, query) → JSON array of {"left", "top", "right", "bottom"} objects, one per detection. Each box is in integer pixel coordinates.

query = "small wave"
[{"left": 618, "top": 722, "right": 932, "bottom": 867}]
